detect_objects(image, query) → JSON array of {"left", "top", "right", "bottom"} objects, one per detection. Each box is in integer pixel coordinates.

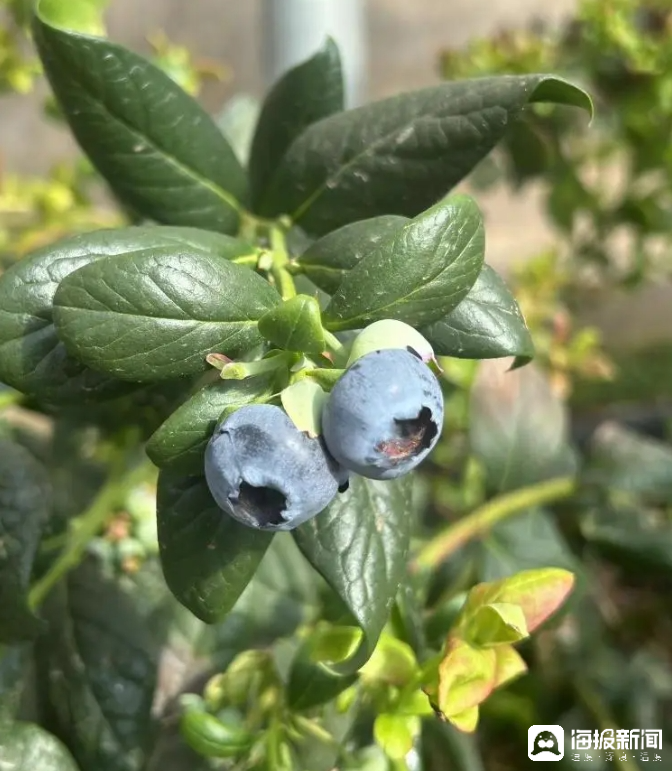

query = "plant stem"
[
  {"left": 412, "top": 476, "right": 576, "bottom": 571},
  {"left": 28, "top": 460, "right": 150, "bottom": 610},
  {"left": 270, "top": 225, "right": 297, "bottom": 300}
]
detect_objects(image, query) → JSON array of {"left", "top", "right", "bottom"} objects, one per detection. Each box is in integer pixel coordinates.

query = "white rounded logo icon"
[{"left": 528, "top": 725, "right": 565, "bottom": 760}]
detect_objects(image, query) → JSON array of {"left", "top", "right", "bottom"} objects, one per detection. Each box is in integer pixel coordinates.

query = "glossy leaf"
[
  {"left": 469, "top": 359, "right": 576, "bottom": 492},
  {"left": 584, "top": 421, "right": 672, "bottom": 502},
  {"left": 0, "top": 440, "right": 50, "bottom": 643},
  {"left": 323, "top": 194, "right": 485, "bottom": 331},
  {"left": 258, "top": 294, "right": 326, "bottom": 353},
  {"left": 33, "top": 2, "right": 247, "bottom": 232},
  {"left": 258, "top": 75, "right": 592, "bottom": 234},
  {"left": 420, "top": 264, "right": 534, "bottom": 360},
  {"left": 295, "top": 215, "right": 408, "bottom": 294},
  {"left": 157, "top": 471, "right": 273, "bottom": 623},
  {"left": 53, "top": 248, "right": 280, "bottom": 381},
  {"left": 0, "top": 722, "right": 79, "bottom": 771},
  {"left": 293, "top": 474, "right": 413, "bottom": 674},
  {"left": 37, "top": 562, "right": 157, "bottom": 771},
  {"left": 146, "top": 377, "right": 274, "bottom": 474},
  {"left": 0, "top": 226, "right": 249, "bottom": 402},
  {"left": 250, "top": 38, "right": 344, "bottom": 205}
]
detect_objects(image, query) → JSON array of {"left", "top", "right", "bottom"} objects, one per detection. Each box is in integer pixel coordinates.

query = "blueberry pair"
[{"left": 204, "top": 348, "right": 444, "bottom": 531}]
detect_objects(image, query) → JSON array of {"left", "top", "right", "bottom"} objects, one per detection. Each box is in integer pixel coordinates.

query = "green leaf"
[
  {"left": 0, "top": 440, "right": 50, "bottom": 643},
  {"left": 37, "top": 561, "right": 157, "bottom": 771},
  {"left": 420, "top": 264, "right": 534, "bottom": 360},
  {"left": 0, "top": 721, "right": 79, "bottom": 771},
  {"left": 358, "top": 633, "right": 419, "bottom": 686},
  {"left": 258, "top": 294, "right": 326, "bottom": 353},
  {"left": 584, "top": 422, "right": 672, "bottom": 503},
  {"left": 0, "top": 226, "right": 249, "bottom": 403},
  {"left": 474, "top": 507, "right": 581, "bottom": 584},
  {"left": 293, "top": 474, "right": 413, "bottom": 674},
  {"left": 53, "top": 248, "right": 280, "bottom": 382},
  {"left": 464, "top": 603, "right": 528, "bottom": 647},
  {"left": 32, "top": 3, "right": 247, "bottom": 233},
  {"left": 373, "top": 714, "right": 419, "bottom": 761},
  {"left": 287, "top": 635, "right": 358, "bottom": 710},
  {"left": 295, "top": 215, "right": 407, "bottom": 294},
  {"left": 146, "top": 378, "right": 273, "bottom": 474},
  {"left": 249, "top": 38, "right": 344, "bottom": 206},
  {"left": 469, "top": 359, "right": 576, "bottom": 492},
  {"left": 581, "top": 503, "right": 672, "bottom": 576},
  {"left": 157, "top": 471, "right": 273, "bottom": 623},
  {"left": 460, "top": 568, "right": 575, "bottom": 640},
  {"left": 323, "top": 194, "right": 485, "bottom": 331},
  {"left": 257, "top": 75, "right": 592, "bottom": 234}
]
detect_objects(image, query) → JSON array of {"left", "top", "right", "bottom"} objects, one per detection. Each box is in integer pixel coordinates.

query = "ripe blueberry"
[
  {"left": 322, "top": 348, "right": 444, "bottom": 480},
  {"left": 204, "top": 403, "right": 348, "bottom": 531}
]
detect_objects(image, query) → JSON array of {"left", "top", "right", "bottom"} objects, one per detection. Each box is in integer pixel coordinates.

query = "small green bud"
[{"left": 180, "top": 709, "right": 254, "bottom": 758}]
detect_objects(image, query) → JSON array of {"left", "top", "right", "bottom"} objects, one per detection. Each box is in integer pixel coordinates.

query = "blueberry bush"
[{"left": 10, "top": 1, "right": 665, "bottom": 769}]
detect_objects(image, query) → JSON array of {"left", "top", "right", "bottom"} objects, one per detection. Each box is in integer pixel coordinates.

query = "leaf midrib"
[{"left": 40, "top": 19, "right": 242, "bottom": 216}]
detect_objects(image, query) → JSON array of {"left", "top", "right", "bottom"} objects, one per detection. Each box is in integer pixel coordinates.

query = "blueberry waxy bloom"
[
  {"left": 322, "top": 348, "right": 444, "bottom": 480},
  {"left": 205, "top": 403, "right": 348, "bottom": 531}
]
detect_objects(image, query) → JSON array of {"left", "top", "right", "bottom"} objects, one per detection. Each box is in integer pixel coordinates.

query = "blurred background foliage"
[{"left": 1, "top": 0, "right": 672, "bottom": 769}]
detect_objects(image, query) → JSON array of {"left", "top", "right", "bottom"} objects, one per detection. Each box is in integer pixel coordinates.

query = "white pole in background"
[{"left": 261, "top": 0, "right": 368, "bottom": 108}]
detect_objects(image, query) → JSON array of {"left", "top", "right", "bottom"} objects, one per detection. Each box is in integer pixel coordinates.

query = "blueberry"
[
  {"left": 204, "top": 403, "right": 348, "bottom": 531},
  {"left": 322, "top": 348, "right": 444, "bottom": 480}
]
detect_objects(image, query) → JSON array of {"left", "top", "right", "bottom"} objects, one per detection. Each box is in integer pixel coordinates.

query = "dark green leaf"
[
  {"left": 250, "top": 38, "right": 343, "bottom": 206},
  {"left": 258, "top": 294, "right": 325, "bottom": 353},
  {"left": 469, "top": 359, "right": 576, "bottom": 492},
  {"left": 0, "top": 440, "right": 50, "bottom": 643},
  {"left": 584, "top": 422, "right": 672, "bottom": 503},
  {"left": 37, "top": 561, "right": 157, "bottom": 771},
  {"left": 293, "top": 475, "right": 413, "bottom": 674},
  {"left": 0, "top": 722, "right": 79, "bottom": 771},
  {"left": 473, "top": 507, "right": 580, "bottom": 583},
  {"left": 323, "top": 194, "right": 484, "bottom": 331},
  {"left": 146, "top": 378, "right": 273, "bottom": 474},
  {"left": 581, "top": 503, "right": 672, "bottom": 576},
  {"left": 53, "top": 248, "right": 280, "bottom": 382},
  {"left": 257, "top": 75, "right": 592, "bottom": 234},
  {"left": 157, "top": 471, "right": 273, "bottom": 623},
  {"left": 0, "top": 226, "right": 249, "bottom": 403},
  {"left": 33, "top": 3, "right": 247, "bottom": 233},
  {"left": 295, "top": 215, "right": 407, "bottom": 294},
  {"left": 420, "top": 264, "right": 534, "bottom": 360}
]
